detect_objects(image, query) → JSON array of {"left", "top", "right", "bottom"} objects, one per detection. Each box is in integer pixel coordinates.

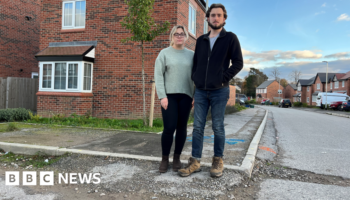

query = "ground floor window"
[
  {"left": 307, "top": 97, "right": 309, "bottom": 103},
  {"left": 39, "top": 61, "right": 93, "bottom": 92},
  {"left": 312, "top": 95, "right": 317, "bottom": 102}
]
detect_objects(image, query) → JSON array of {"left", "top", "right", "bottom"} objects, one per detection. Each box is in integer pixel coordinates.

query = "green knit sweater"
[{"left": 154, "top": 46, "right": 194, "bottom": 99}]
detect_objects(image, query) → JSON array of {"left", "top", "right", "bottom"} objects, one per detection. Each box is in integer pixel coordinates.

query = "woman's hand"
[{"left": 161, "top": 98, "right": 168, "bottom": 110}]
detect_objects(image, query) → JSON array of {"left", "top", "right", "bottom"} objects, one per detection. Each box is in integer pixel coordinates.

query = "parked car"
[
  {"left": 261, "top": 99, "right": 270, "bottom": 105},
  {"left": 316, "top": 93, "right": 349, "bottom": 109},
  {"left": 236, "top": 94, "right": 248, "bottom": 102},
  {"left": 236, "top": 98, "right": 245, "bottom": 105},
  {"left": 341, "top": 99, "right": 350, "bottom": 111},
  {"left": 330, "top": 101, "right": 346, "bottom": 111},
  {"left": 278, "top": 99, "right": 291, "bottom": 108}
]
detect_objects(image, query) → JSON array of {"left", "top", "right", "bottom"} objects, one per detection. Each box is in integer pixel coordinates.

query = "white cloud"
[
  {"left": 322, "top": 3, "right": 326, "bottom": 7},
  {"left": 337, "top": 13, "right": 350, "bottom": 21},
  {"left": 324, "top": 52, "right": 350, "bottom": 58},
  {"left": 242, "top": 48, "right": 323, "bottom": 62},
  {"left": 316, "top": 29, "right": 319, "bottom": 33}
]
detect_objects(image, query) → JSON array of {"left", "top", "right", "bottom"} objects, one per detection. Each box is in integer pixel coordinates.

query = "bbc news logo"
[{"left": 5, "top": 171, "right": 101, "bottom": 186}]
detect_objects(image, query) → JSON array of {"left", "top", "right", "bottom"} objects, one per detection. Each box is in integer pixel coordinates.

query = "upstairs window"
[
  {"left": 188, "top": 4, "right": 196, "bottom": 35},
  {"left": 307, "top": 86, "right": 309, "bottom": 92},
  {"left": 297, "top": 84, "right": 301, "bottom": 91},
  {"left": 317, "top": 83, "right": 320, "bottom": 90},
  {"left": 330, "top": 82, "right": 332, "bottom": 89},
  {"left": 335, "top": 81, "right": 339, "bottom": 89},
  {"left": 342, "top": 81, "right": 345, "bottom": 87},
  {"left": 62, "top": 1, "right": 86, "bottom": 29},
  {"left": 204, "top": 19, "right": 208, "bottom": 34}
]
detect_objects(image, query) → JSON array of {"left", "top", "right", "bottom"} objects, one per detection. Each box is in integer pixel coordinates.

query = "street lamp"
[{"left": 322, "top": 61, "right": 328, "bottom": 109}]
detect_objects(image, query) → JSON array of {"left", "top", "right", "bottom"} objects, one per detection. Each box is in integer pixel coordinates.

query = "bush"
[
  {"left": 250, "top": 99, "right": 256, "bottom": 104},
  {"left": 302, "top": 103, "right": 308, "bottom": 107},
  {"left": 245, "top": 100, "right": 250, "bottom": 105},
  {"left": 293, "top": 102, "right": 302, "bottom": 107},
  {"left": 0, "top": 108, "right": 31, "bottom": 122}
]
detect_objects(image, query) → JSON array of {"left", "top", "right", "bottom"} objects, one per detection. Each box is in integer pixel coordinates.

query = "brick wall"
[
  {"left": 227, "top": 85, "right": 236, "bottom": 106},
  {"left": 283, "top": 85, "right": 296, "bottom": 99},
  {"left": 266, "top": 81, "right": 284, "bottom": 102},
  {"left": 38, "top": 0, "right": 206, "bottom": 119},
  {"left": 37, "top": 92, "right": 93, "bottom": 117},
  {"left": 0, "top": 0, "right": 41, "bottom": 78}
]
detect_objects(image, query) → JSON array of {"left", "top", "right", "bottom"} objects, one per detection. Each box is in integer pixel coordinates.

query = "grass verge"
[
  {"left": 23, "top": 104, "right": 247, "bottom": 132},
  {"left": 0, "top": 149, "right": 69, "bottom": 168}
]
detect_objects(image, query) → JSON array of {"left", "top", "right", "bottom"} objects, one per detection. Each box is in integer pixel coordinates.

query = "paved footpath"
[{"left": 0, "top": 108, "right": 267, "bottom": 200}]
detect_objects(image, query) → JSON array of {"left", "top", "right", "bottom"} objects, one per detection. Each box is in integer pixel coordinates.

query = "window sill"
[
  {"left": 36, "top": 91, "right": 93, "bottom": 97},
  {"left": 61, "top": 28, "right": 85, "bottom": 33}
]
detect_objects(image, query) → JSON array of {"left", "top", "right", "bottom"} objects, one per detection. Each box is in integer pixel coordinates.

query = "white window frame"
[
  {"left": 39, "top": 61, "right": 93, "bottom": 93},
  {"left": 204, "top": 19, "right": 208, "bottom": 34},
  {"left": 31, "top": 72, "right": 38, "bottom": 79},
  {"left": 317, "top": 83, "right": 320, "bottom": 90},
  {"left": 307, "top": 97, "right": 309, "bottom": 103},
  {"left": 342, "top": 80, "right": 345, "bottom": 87},
  {"left": 330, "top": 82, "right": 332, "bottom": 89},
  {"left": 297, "top": 84, "right": 301, "bottom": 91},
  {"left": 188, "top": 3, "right": 196, "bottom": 35},
  {"left": 312, "top": 95, "right": 317, "bottom": 102},
  {"left": 307, "top": 86, "right": 309, "bottom": 92},
  {"left": 335, "top": 81, "right": 339, "bottom": 89},
  {"left": 62, "top": 1, "right": 86, "bottom": 29}
]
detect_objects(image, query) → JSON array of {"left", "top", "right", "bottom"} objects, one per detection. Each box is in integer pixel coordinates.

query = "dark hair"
[{"left": 206, "top": 3, "right": 227, "bottom": 19}]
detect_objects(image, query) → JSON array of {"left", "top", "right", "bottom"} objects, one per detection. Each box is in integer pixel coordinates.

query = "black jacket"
[{"left": 191, "top": 28, "right": 243, "bottom": 90}]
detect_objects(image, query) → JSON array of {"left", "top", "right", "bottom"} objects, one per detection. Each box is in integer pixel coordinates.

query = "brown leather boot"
[
  {"left": 159, "top": 155, "right": 169, "bottom": 173},
  {"left": 172, "top": 154, "right": 182, "bottom": 172},
  {"left": 178, "top": 157, "right": 201, "bottom": 177},
  {"left": 210, "top": 157, "right": 224, "bottom": 177}
]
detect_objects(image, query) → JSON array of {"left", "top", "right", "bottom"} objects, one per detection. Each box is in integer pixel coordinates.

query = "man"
[{"left": 178, "top": 3, "right": 243, "bottom": 178}]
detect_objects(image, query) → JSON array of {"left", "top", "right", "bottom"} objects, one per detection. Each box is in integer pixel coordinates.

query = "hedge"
[{"left": 0, "top": 108, "right": 31, "bottom": 122}]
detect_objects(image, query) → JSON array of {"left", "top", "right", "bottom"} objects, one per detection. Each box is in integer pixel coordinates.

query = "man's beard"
[{"left": 208, "top": 21, "right": 225, "bottom": 30}]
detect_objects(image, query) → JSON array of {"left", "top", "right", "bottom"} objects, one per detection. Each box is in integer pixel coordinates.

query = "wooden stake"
[{"left": 149, "top": 79, "right": 156, "bottom": 127}]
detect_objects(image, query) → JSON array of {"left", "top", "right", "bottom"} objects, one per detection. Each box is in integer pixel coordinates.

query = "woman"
[{"left": 154, "top": 25, "right": 194, "bottom": 173}]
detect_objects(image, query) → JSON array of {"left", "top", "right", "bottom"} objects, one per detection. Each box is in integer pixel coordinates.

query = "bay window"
[{"left": 39, "top": 61, "right": 93, "bottom": 92}]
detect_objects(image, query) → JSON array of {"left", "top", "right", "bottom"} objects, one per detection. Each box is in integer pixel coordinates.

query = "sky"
[{"left": 215, "top": 0, "right": 350, "bottom": 81}]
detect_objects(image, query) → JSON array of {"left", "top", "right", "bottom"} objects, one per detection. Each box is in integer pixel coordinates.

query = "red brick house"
[
  {"left": 327, "top": 72, "right": 350, "bottom": 95},
  {"left": 284, "top": 84, "right": 297, "bottom": 102},
  {"left": 35, "top": 0, "right": 208, "bottom": 118},
  {"left": 0, "top": 0, "right": 41, "bottom": 78},
  {"left": 296, "top": 77, "right": 314, "bottom": 105},
  {"left": 256, "top": 80, "right": 284, "bottom": 102}
]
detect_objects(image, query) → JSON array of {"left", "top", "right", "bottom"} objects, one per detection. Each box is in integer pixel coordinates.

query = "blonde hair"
[{"left": 169, "top": 25, "right": 189, "bottom": 47}]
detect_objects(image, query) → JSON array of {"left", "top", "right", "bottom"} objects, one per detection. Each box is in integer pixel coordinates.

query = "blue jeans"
[{"left": 191, "top": 87, "right": 230, "bottom": 158}]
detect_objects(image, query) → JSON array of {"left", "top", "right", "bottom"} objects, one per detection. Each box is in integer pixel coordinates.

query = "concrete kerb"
[
  {"left": 0, "top": 109, "right": 268, "bottom": 177},
  {"left": 326, "top": 112, "right": 350, "bottom": 118}
]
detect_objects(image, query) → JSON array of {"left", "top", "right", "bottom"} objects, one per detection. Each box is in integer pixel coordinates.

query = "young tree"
[
  {"left": 289, "top": 70, "right": 302, "bottom": 84},
  {"left": 269, "top": 67, "right": 281, "bottom": 81},
  {"left": 121, "top": 0, "right": 170, "bottom": 125}
]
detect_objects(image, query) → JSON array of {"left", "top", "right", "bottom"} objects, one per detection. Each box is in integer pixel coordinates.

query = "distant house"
[
  {"left": 284, "top": 84, "right": 298, "bottom": 102},
  {"left": 297, "top": 77, "right": 316, "bottom": 105},
  {"left": 327, "top": 71, "right": 350, "bottom": 95},
  {"left": 256, "top": 80, "right": 284, "bottom": 102}
]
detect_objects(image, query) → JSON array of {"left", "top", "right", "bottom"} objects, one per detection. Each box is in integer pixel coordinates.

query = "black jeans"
[{"left": 161, "top": 93, "right": 192, "bottom": 156}]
